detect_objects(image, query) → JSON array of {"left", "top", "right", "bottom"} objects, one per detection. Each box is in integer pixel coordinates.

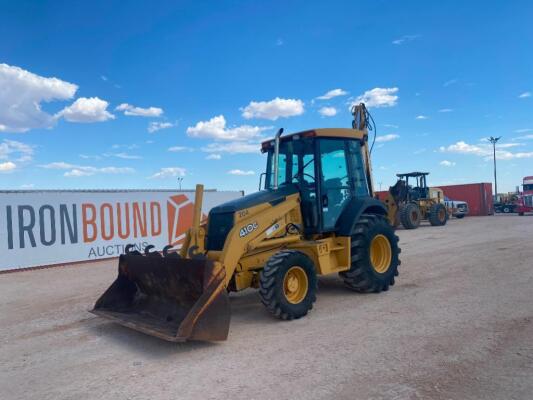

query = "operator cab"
[
  {"left": 396, "top": 172, "right": 430, "bottom": 201},
  {"left": 262, "top": 129, "right": 371, "bottom": 234}
]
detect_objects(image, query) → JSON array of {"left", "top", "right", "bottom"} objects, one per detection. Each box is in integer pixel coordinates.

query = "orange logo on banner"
[{"left": 167, "top": 195, "right": 206, "bottom": 247}]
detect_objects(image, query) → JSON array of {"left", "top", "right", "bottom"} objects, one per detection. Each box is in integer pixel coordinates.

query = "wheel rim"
[
  {"left": 411, "top": 210, "right": 418, "bottom": 222},
  {"left": 438, "top": 208, "right": 446, "bottom": 221},
  {"left": 283, "top": 266, "right": 308, "bottom": 304},
  {"left": 370, "top": 234, "right": 392, "bottom": 273}
]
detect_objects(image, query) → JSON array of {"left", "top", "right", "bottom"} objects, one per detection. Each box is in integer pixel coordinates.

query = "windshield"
[{"left": 265, "top": 138, "right": 315, "bottom": 189}]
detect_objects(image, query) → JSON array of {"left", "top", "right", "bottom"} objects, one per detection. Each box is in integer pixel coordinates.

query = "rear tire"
[
  {"left": 429, "top": 203, "right": 448, "bottom": 226},
  {"left": 456, "top": 214, "right": 465, "bottom": 219},
  {"left": 340, "top": 214, "right": 400, "bottom": 293},
  {"left": 259, "top": 250, "right": 317, "bottom": 320},
  {"left": 400, "top": 203, "right": 421, "bottom": 229}
]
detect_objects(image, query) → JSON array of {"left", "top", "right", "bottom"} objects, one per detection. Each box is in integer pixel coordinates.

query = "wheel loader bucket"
[{"left": 91, "top": 250, "right": 230, "bottom": 342}]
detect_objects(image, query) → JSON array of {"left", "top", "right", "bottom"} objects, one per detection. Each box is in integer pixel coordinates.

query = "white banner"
[{"left": 0, "top": 190, "right": 241, "bottom": 271}]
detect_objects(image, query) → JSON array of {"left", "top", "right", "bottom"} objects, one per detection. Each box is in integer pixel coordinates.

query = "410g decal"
[{"left": 239, "top": 222, "right": 258, "bottom": 237}]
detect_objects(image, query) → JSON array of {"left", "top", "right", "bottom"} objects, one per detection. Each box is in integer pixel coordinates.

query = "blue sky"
[{"left": 1, "top": 0, "right": 532, "bottom": 194}]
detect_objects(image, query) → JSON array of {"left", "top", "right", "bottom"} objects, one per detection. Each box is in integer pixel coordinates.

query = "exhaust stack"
[{"left": 272, "top": 128, "right": 284, "bottom": 189}]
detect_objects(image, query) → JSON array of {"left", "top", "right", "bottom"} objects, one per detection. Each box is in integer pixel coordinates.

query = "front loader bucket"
[{"left": 91, "top": 251, "right": 230, "bottom": 342}]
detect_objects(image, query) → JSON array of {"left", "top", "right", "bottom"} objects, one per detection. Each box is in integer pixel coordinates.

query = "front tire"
[
  {"left": 400, "top": 203, "right": 421, "bottom": 229},
  {"left": 340, "top": 214, "right": 400, "bottom": 293},
  {"left": 429, "top": 203, "right": 448, "bottom": 226},
  {"left": 259, "top": 250, "right": 317, "bottom": 320}
]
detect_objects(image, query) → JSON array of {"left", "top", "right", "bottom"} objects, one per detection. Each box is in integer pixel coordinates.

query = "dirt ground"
[{"left": 1, "top": 215, "right": 532, "bottom": 400}]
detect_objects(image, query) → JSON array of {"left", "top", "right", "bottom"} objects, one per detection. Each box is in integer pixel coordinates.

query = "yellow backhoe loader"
[{"left": 91, "top": 104, "right": 401, "bottom": 342}]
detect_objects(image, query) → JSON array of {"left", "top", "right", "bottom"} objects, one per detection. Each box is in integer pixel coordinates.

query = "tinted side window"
[
  {"left": 346, "top": 140, "right": 369, "bottom": 197},
  {"left": 319, "top": 139, "right": 351, "bottom": 230}
]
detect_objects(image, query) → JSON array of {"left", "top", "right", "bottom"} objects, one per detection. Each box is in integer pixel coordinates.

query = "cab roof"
[
  {"left": 396, "top": 172, "right": 429, "bottom": 178},
  {"left": 261, "top": 128, "right": 366, "bottom": 152}
]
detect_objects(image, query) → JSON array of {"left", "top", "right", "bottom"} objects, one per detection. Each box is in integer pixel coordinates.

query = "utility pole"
[{"left": 488, "top": 136, "right": 501, "bottom": 203}]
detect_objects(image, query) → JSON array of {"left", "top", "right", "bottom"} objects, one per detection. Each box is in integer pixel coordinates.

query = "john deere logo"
[{"left": 239, "top": 222, "right": 258, "bottom": 238}]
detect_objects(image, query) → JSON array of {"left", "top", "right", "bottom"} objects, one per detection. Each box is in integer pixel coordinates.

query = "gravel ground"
[{"left": 1, "top": 215, "right": 532, "bottom": 400}]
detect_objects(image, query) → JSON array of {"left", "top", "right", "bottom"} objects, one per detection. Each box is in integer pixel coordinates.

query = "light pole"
[
  {"left": 488, "top": 136, "right": 501, "bottom": 203},
  {"left": 177, "top": 177, "right": 183, "bottom": 191}
]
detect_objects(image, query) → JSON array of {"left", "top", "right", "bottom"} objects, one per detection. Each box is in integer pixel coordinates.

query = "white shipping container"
[{"left": 0, "top": 189, "right": 242, "bottom": 271}]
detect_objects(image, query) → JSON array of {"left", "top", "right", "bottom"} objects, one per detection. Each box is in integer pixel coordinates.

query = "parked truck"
[
  {"left": 517, "top": 176, "right": 533, "bottom": 216},
  {"left": 444, "top": 197, "right": 469, "bottom": 218}
]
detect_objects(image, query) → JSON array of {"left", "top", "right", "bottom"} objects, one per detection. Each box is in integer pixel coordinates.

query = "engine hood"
[
  {"left": 205, "top": 185, "right": 299, "bottom": 251},
  {"left": 209, "top": 184, "right": 299, "bottom": 214}
]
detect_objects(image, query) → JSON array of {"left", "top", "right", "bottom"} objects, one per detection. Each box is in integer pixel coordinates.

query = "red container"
[
  {"left": 375, "top": 190, "right": 389, "bottom": 202},
  {"left": 436, "top": 183, "right": 493, "bottom": 216},
  {"left": 373, "top": 183, "right": 494, "bottom": 216}
]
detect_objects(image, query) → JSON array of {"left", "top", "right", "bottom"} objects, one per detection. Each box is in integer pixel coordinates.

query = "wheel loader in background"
[
  {"left": 382, "top": 171, "right": 447, "bottom": 229},
  {"left": 91, "top": 103, "right": 401, "bottom": 342}
]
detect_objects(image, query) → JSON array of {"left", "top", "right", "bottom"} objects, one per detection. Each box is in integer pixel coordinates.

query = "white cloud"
[
  {"left": 111, "top": 143, "right": 139, "bottom": 150},
  {"left": 64, "top": 169, "right": 93, "bottom": 177},
  {"left": 276, "top": 38, "right": 284, "bottom": 46},
  {"left": 40, "top": 161, "right": 134, "bottom": 177},
  {"left": 440, "top": 140, "right": 533, "bottom": 160},
  {"left": 206, "top": 154, "right": 221, "bottom": 160},
  {"left": 108, "top": 152, "right": 142, "bottom": 160},
  {"left": 228, "top": 169, "right": 255, "bottom": 176},
  {"left": 58, "top": 97, "right": 115, "bottom": 123},
  {"left": 241, "top": 98, "right": 304, "bottom": 120},
  {"left": 375, "top": 134, "right": 400, "bottom": 143},
  {"left": 515, "top": 134, "right": 533, "bottom": 140},
  {"left": 0, "top": 139, "right": 35, "bottom": 167},
  {"left": 168, "top": 146, "right": 193, "bottom": 152},
  {"left": 202, "top": 141, "right": 259, "bottom": 154},
  {"left": 318, "top": 106, "right": 337, "bottom": 117},
  {"left": 316, "top": 89, "right": 348, "bottom": 100},
  {"left": 415, "top": 115, "right": 428, "bottom": 120},
  {"left": 383, "top": 123, "right": 399, "bottom": 129},
  {"left": 99, "top": 167, "right": 134, "bottom": 174},
  {"left": 495, "top": 143, "right": 522, "bottom": 149},
  {"left": 392, "top": 34, "right": 420, "bottom": 45},
  {"left": 148, "top": 121, "right": 174, "bottom": 133},
  {"left": 443, "top": 79, "right": 458, "bottom": 87},
  {"left": 40, "top": 161, "right": 77, "bottom": 169},
  {"left": 79, "top": 154, "right": 102, "bottom": 160},
  {"left": 0, "top": 161, "right": 16, "bottom": 172},
  {"left": 353, "top": 87, "right": 398, "bottom": 108},
  {"left": 149, "top": 167, "right": 186, "bottom": 179},
  {"left": 187, "top": 115, "right": 271, "bottom": 141},
  {"left": 514, "top": 128, "right": 533, "bottom": 133},
  {"left": 101, "top": 75, "right": 108, "bottom": 81},
  {"left": 440, "top": 160, "right": 456, "bottom": 167},
  {"left": 519, "top": 92, "right": 531, "bottom": 98},
  {"left": 116, "top": 103, "right": 163, "bottom": 117},
  {"left": 20, "top": 183, "right": 35, "bottom": 189},
  {"left": 439, "top": 108, "right": 453, "bottom": 112},
  {"left": 494, "top": 151, "right": 533, "bottom": 160},
  {"left": 0, "top": 63, "right": 78, "bottom": 132}
]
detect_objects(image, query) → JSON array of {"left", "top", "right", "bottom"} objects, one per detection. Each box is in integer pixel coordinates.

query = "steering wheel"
[{"left": 302, "top": 173, "right": 316, "bottom": 182}]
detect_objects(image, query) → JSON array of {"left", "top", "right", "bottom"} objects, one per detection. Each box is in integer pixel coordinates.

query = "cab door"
[
  {"left": 318, "top": 138, "right": 369, "bottom": 231},
  {"left": 318, "top": 139, "right": 351, "bottom": 231}
]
